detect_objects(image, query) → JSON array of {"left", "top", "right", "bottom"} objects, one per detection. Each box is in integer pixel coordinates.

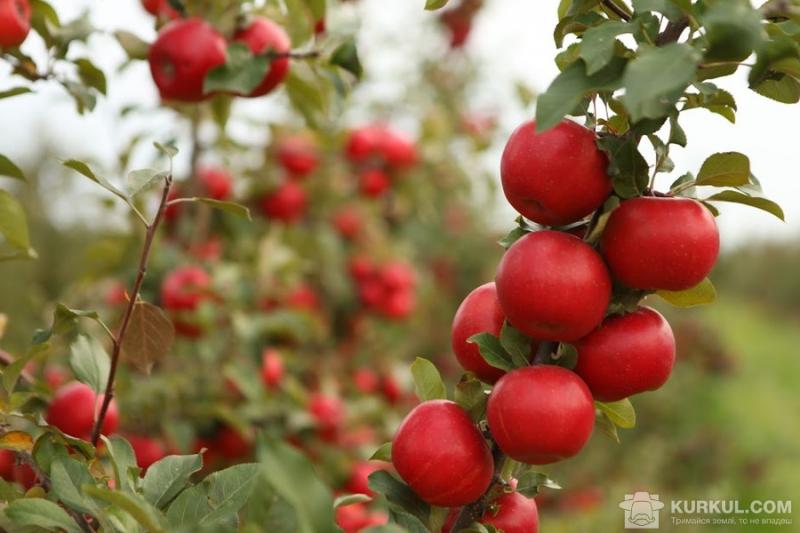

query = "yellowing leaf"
[
  {"left": 657, "top": 278, "right": 717, "bottom": 308},
  {"left": 0, "top": 431, "right": 34, "bottom": 452}
]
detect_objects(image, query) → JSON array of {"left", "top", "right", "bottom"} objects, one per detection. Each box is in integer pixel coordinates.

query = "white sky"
[{"left": 1, "top": 0, "right": 798, "bottom": 249}]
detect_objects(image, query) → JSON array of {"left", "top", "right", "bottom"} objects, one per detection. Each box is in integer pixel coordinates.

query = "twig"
[
  {"left": 601, "top": 0, "right": 632, "bottom": 21},
  {"left": 0, "top": 350, "right": 34, "bottom": 384},
  {"left": 656, "top": 17, "right": 689, "bottom": 46},
  {"left": 533, "top": 341, "right": 558, "bottom": 365},
  {"left": 90, "top": 175, "right": 173, "bottom": 445}
]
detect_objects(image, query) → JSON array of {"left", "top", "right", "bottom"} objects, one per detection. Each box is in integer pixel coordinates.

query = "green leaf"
[
  {"left": 498, "top": 226, "right": 528, "bottom": 249},
  {"left": 369, "top": 442, "right": 392, "bottom": 462},
  {"left": 166, "top": 464, "right": 259, "bottom": 528},
  {"left": 0, "top": 155, "right": 26, "bottom": 180},
  {"left": 50, "top": 457, "right": 97, "bottom": 515},
  {"left": 705, "top": 190, "right": 785, "bottom": 221},
  {"left": 536, "top": 57, "right": 627, "bottom": 131},
  {"left": 126, "top": 168, "right": 169, "bottom": 198},
  {"left": 425, "top": 0, "right": 448, "bottom": 10},
  {"left": 454, "top": 374, "right": 488, "bottom": 420},
  {"left": 4, "top": 498, "right": 82, "bottom": 533},
  {"left": 257, "top": 438, "right": 338, "bottom": 533},
  {"left": 114, "top": 30, "right": 150, "bottom": 60},
  {"left": 585, "top": 196, "right": 620, "bottom": 243},
  {"left": 467, "top": 332, "right": 513, "bottom": 372},
  {"left": 668, "top": 114, "right": 687, "bottom": 147},
  {"left": 84, "top": 485, "right": 168, "bottom": 532},
  {"left": 499, "top": 321, "right": 531, "bottom": 367},
  {"left": 410, "top": 357, "right": 447, "bottom": 401},
  {"left": 69, "top": 334, "right": 110, "bottom": 393},
  {"left": 0, "top": 189, "right": 32, "bottom": 251},
  {"left": 0, "top": 87, "right": 33, "bottom": 98},
  {"left": 695, "top": 152, "right": 750, "bottom": 187},
  {"left": 330, "top": 38, "right": 363, "bottom": 79},
  {"left": 74, "top": 58, "right": 107, "bottom": 95},
  {"left": 204, "top": 42, "right": 270, "bottom": 96},
  {"left": 101, "top": 435, "right": 140, "bottom": 493},
  {"left": 62, "top": 79, "right": 97, "bottom": 114},
  {"left": 579, "top": 20, "right": 634, "bottom": 75},
  {"left": 63, "top": 159, "right": 128, "bottom": 200},
  {"left": 631, "top": 0, "right": 682, "bottom": 20},
  {"left": 621, "top": 43, "right": 700, "bottom": 122},
  {"left": 196, "top": 198, "right": 252, "bottom": 221},
  {"left": 752, "top": 75, "right": 800, "bottom": 104},
  {"left": 515, "top": 469, "right": 562, "bottom": 497},
  {"left": 596, "top": 135, "right": 649, "bottom": 198},
  {"left": 596, "top": 411, "right": 621, "bottom": 443},
  {"left": 657, "top": 277, "right": 717, "bottom": 307},
  {"left": 702, "top": 0, "right": 764, "bottom": 63},
  {"left": 595, "top": 398, "right": 636, "bottom": 428},
  {"left": 153, "top": 142, "right": 179, "bottom": 158},
  {"left": 2, "top": 344, "right": 47, "bottom": 394},
  {"left": 368, "top": 471, "right": 430, "bottom": 526},
  {"left": 143, "top": 453, "right": 204, "bottom": 509},
  {"left": 334, "top": 494, "right": 372, "bottom": 508}
]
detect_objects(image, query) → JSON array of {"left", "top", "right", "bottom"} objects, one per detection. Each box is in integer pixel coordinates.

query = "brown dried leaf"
[{"left": 120, "top": 302, "right": 175, "bottom": 374}]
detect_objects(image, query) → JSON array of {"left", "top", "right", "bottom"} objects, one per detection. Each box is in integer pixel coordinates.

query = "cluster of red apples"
[{"left": 390, "top": 119, "right": 720, "bottom": 531}]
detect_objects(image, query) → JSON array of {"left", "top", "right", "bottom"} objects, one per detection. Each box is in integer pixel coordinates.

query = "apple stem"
[
  {"left": 533, "top": 341, "right": 558, "bottom": 365},
  {"left": 89, "top": 175, "right": 173, "bottom": 446}
]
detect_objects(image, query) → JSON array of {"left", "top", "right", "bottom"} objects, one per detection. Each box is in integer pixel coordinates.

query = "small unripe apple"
[
  {"left": 47, "top": 382, "right": 119, "bottom": 439},
  {"left": 359, "top": 168, "right": 391, "bottom": 198},
  {"left": 277, "top": 135, "right": 319, "bottom": 177},
  {"left": 261, "top": 348, "right": 284, "bottom": 389},
  {"left": 234, "top": 17, "right": 291, "bottom": 97},
  {"left": 496, "top": 231, "right": 611, "bottom": 341},
  {"left": 160, "top": 266, "right": 211, "bottom": 311},
  {"left": 601, "top": 197, "right": 720, "bottom": 291},
  {"left": 392, "top": 400, "right": 493, "bottom": 506},
  {"left": 141, "top": 0, "right": 178, "bottom": 19},
  {"left": 487, "top": 366, "right": 594, "bottom": 464},
  {"left": 452, "top": 282, "right": 535, "bottom": 384},
  {"left": 128, "top": 434, "right": 166, "bottom": 471},
  {"left": 148, "top": 18, "right": 226, "bottom": 102},
  {"left": 575, "top": 307, "right": 676, "bottom": 401},
  {"left": 442, "top": 491, "right": 539, "bottom": 533},
  {"left": 260, "top": 180, "right": 307, "bottom": 222},
  {"left": 0, "top": 0, "right": 30, "bottom": 48},
  {"left": 198, "top": 166, "right": 233, "bottom": 200},
  {"left": 501, "top": 120, "right": 611, "bottom": 226}
]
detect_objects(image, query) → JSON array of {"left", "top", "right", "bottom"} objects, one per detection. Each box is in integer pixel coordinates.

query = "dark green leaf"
[
  {"left": 536, "top": 57, "right": 627, "bottom": 131},
  {"left": 84, "top": 485, "right": 168, "bottom": 532},
  {"left": 69, "top": 334, "right": 110, "bottom": 393},
  {"left": 330, "top": 38, "right": 363, "bottom": 78},
  {"left": 498, "top": 226, "right": 528, "bottom": 249},
  {"left": 74, "top": 58, "right": 107, "bottom": 95},
  {"left": 454, "top": 374, "right": 488, "bottom": 420},
  {"left": 0, "top": 154, "right": 26, "bottom": 181},
  {"left": 695, "top": 152, "right": 750, "bottom": 187},
  {"left": 467, "top": 332, "right": 513, "bottom": 372},
  {"left": 204, "top": 43, "right": 270, "bottom": 95},
  {"left": 702, "top": 0, "right": 764, "bottom": 63},
  {"left": 705, "top": 190, "right": 785, "bottom": 220},
  {"left": 580, "top": 20, "right": 634, "bottom": 75},
  {"left": 596, "top": 135, "right": 649, "bottom": 198},
  {"left": 5, "top": 498, "right": 81, "bottom": 533},
  {"left": 621, "top": 43, "right": 700, "bottom": 122},
  {"left": 499, "top": 321, "right": 532, "bottom": 367},
  {"left": 368, "top": 471, "right": 430, "bottom": 525},
  {"left": 0, "top": 87, "right": 32, "bottom": 100},
  {"left": 369, "top": 442, "right": 392, "bottom": 462},
  {"left": 410, "top": 357, "right": 447, "bottom": 401}
]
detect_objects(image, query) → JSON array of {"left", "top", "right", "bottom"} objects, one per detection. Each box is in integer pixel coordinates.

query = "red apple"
[
  {"left": 601, "top": 196, "right": 720, "bottom": 291},
  {"left": 260, "top": 180, "right": 307, "bottom": 222},
  {"left": 234, "top": 17, "right": 291, "bottom": 97},
  {"left": 336, "top": 503, "right": 388, "bottom": 533},
  {"left": 277, "top": 136, "right": 319, "bottom": 177},
  {"left": 141, "top": 0, "right": 179, "bottom": 19},
  {"left": 353, "top": 368, "right": 379, "bottom": 394},
  {"left": 359, "top": 168, "right": 391, "bottom": 198},
  {"left": 378, "top": 290, "right": 415, "bottom": 320},
  {"left": 214, "top": 426, "right": 251, "bottom": 460},
  {"left": 488, "top": 366, "right": 594, "bottom": 464},
  {"left": 381, "top": 374, "right": 402, "bottom": 404},
  {"left": 345, "top": 127, "right": 383, "bottom": 163},
  {"left": 443, "top": 491, "right": 539, "bottom": 533},
  {"left": 198, "top": 166, "right": 233, "bottom": 200},
  {"left": 47, "top": 382, "right": 119, "bottom": 439},
  {"left": 392, "top": 400, "right": 493, "bottom": 506},
  {"left": 348, "top": 255, "right": 375, "bottom": 281},
  {"left": 501, "top": 120, "right": 611, "bottom": 226},
  {"left": 575, "top": 307, "right": 676, "bottom": 401},
  {"left": 13, "top": 462, "right": 37, "bottom": 490},
  {"left": 128, "top": 435, "right": 166, "bottom": 471},
  {"left": 314, "top": 18, "right": 326, "bottom": 35},
  {"left": 495, "top": 230, "right": 611, "bottom": 342},
  {"left": 309, "top": 393, "right": 345, "bottom": 440},
  {"left": 0, "top": 449, "right": 15, "bottom": 480},
  {"left": 379, "top": 262, "right": 416, "bottom": 291},
  {"left": 333, "top": 208, "right": 363, "bottom": 240},
  {"left": 261, "top": 348, "right": 284, "bottom": 389},
  {"left": 379, "top": 130, "right": 417, "bottom": 169},
  {"left": 160, "top": 266, "right": 211, "bottom": 311},
  {"left": 452, "top": 282, "right": 535, "bottom": 384},
  {"left": 0, "top": 0, "right": 30, "bottom": 48},
  {"left": 148, "top": 18, "right": 226, "bottom": 102},
  {"left": 286, "top": 283, "right": 320, "bottom": 312},
  {"left": 344, "top": 460, "right": 384, "bottom": 496}
]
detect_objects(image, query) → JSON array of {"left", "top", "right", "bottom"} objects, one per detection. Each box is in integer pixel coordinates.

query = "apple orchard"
[{"left": 0, "top": 1, "right": 796, "bottom": 532}]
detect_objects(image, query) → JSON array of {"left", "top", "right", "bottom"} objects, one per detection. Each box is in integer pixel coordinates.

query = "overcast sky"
[{"left": 1, "top": 0, "right": 798, "bottom": 249}]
